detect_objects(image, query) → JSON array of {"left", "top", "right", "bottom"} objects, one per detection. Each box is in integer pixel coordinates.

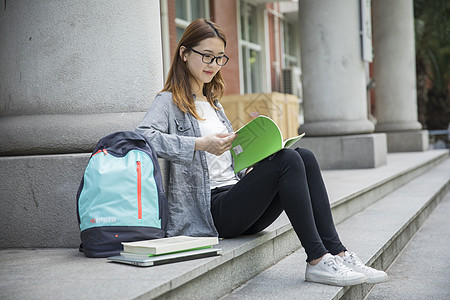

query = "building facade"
[
  {"left": 163, "top": 0, "right": 302, "bottom": 97},
  {"left": 0, "top": 0, "right": 428, "bottom": 248}
]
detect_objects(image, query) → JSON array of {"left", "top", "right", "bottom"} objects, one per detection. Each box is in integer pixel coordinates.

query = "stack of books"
[{"left": 107, "top": 236, "right": 221, "bottom": 267}]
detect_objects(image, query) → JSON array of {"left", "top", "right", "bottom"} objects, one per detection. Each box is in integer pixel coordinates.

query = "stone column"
[
  {"left": 0, "top": 0, "right": 163, "bottom": 248},
  {"left": 372, "top": 0, "right": 429, "bottom": 152},
  {"left": 0, "top": 0, "right": 164, "bottom": 155},
  {"left": 296, "top": 0, "right": 387, "bottom": 169}
]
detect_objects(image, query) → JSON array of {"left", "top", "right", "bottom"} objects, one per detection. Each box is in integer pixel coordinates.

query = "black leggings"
[{"left": 210, "top": 148, "right": 346, "bottom": 262}]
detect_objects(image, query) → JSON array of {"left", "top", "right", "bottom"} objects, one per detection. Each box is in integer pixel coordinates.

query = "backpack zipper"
[
  {"left": 93, "top": 149, "right": 109, "bottom": 156},
  {"left": 136, "top": 161, "right": 142, "bottom": 220}
]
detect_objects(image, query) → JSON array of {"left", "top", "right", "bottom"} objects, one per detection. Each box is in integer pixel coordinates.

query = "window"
[
  {"left": 239, "top": 1, "right": 264, "bottom": 94},
  {"left": 175, "top": 0, "right": 210, "bottom": 42},
  {"left": 281, "top": 19, "right": 300, "bottom": 68}
]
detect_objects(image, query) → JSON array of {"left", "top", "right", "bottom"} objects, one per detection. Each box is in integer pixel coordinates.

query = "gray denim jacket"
[{"left": 136, "top": 92, "right": 238, "bottom": 237}]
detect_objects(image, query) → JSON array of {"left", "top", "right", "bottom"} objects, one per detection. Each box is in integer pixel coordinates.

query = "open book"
[{"left": 230, "top": 115, "right": 305, "bottom": 173}]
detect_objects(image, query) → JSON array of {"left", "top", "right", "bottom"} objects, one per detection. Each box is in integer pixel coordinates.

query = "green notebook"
[{"left": 230, "top": 115, "right": 305, "bottom": 173}]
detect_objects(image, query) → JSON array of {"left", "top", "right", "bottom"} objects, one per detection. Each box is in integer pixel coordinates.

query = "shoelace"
[
  {"left": 343, "top": 252, "right": 371, "bottom": 271},
  {"left": 325, "top": 256, "right": 354, "bottom": 275}
]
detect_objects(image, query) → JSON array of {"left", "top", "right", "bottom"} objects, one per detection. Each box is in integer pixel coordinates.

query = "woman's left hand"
[{"left": 195, "top": 132, "right": 237, "bottom": 156}]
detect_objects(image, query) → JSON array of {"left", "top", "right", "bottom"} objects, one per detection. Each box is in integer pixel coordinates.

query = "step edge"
[
  {"left": 332, "top": 152, "right": 448, "bottom": 208},
  {"left": 332, "top": 179, "right": 450, "bottom": 300},
  {"left": 330, "top": 155, "right": 449, "bottom": 225},
  {"left": 142, "top": 224, "right": 294, "bottom": 299},
  {"left": 140, "top": 229, "right": 301, "bottom": 300}
]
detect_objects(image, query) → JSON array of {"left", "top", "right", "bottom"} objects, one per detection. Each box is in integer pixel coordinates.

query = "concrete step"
[
  {"left": 366, "top": 190, "right": 450, "bottom": 300},
  {"left": 1, "top": 147, "right": 447, "bottom": 249},
  {"left": 222, "top": 157, "right": 450, "bottom": 300},
  {"left": 324, "top": 150, "right": 448, "bottom": 225},
  {"left": 0, "top": 151, "right": 448, "bottom": 299}
]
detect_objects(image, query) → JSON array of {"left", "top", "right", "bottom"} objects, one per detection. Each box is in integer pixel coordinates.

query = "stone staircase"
[
  {"left": 0, "top": 149, "right": 448, "bottom": 300},
  {"left": 366, "top": 190, "right": 450, "bottom": 300},
  {"left": 223, "top": 151, "right": 450, "bottom": 300}
]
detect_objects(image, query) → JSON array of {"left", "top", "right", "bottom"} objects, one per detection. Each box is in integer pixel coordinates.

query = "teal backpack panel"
[{"left": 78, "top": 150, "right": 161, "bottom": 231}]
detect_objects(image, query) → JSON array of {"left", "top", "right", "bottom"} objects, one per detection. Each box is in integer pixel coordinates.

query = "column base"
[
  {"left": 299, "top": 119, "right": 375, "bottom": 136},
  {"left": 292, "top": 133, "right": 387, "bottom": 170},
  {"left": 385, "top": 130, "right": 429, "bottom": 153},
  {"left": 0, "top": 153, "right": 90, "bottom": 248},
  {"left": 0, "top": 112, "right": 146, "bottom": 156},
  {"left": 375, "top": 121, "right": 422, "bottom": 132}
]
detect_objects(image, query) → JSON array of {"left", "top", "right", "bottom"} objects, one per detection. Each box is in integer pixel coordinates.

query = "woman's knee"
[
  {"left": 294, "top": 147, "right": 321, "bottom": 169},
  {"left": 270, "top": 148, "right": 304, "bottom": 171},
  {"left": 294, "top": 147, "right": 317, "bottom": 162},
  {"left": 276, "top": 148, "right": 302, "bottom": 163}
]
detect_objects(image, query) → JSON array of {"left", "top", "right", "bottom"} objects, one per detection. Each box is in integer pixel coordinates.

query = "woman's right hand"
[{"left": 195, "top": 132, "right": 237, "bottom": 156}]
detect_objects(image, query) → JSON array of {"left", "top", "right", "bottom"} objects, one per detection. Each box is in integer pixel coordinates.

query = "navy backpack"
[{"left": 76, "top": 131, "right": 168, "bottom": 258}]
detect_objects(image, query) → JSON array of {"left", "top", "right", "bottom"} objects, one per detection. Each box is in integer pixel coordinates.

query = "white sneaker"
[
  {"left": 305, "top": 253, "right": 367, "bottom": 286},
  {"left": 340, "top": 251, "right": 388, "bottom": 284}
]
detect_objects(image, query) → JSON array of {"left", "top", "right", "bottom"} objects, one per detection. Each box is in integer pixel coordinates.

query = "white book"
[{"left": 121, "top": 236, "right": 219, "bottom": 255}]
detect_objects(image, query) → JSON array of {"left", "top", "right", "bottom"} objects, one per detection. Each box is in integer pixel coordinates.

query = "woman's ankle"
[
  {"left": 336, "top": 251, "right": 346, "bottom": 258},
  {"left": 309, "top": 253, "right": 328, "bottom": 266}
]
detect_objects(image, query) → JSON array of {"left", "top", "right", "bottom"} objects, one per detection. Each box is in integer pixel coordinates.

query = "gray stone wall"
[{"left": 0, "top": 0, "right": 164, "bottom": 248}]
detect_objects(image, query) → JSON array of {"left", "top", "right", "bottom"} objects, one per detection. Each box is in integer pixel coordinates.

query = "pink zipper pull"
[
  {"left": 136, "top": 161, "right": 142, "bottom": 220},
  {"left": 102, "top": 149, "right": 108, "bottom": 155}
]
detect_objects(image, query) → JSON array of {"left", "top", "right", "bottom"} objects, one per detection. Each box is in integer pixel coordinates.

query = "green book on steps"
[
  {"left": 120, "top": 245, "right": 213, "bottom": 258},
  {"left": 120, "top": 236, "right": 219, "bottom": 255},
  {"left": 230, "top": 115, "right": 305, "bottom": 173}
]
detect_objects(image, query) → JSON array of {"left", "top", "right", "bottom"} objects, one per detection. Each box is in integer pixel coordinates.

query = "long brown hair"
[{"left": 162, "top": 19, "right": 227, "bottom": 120}]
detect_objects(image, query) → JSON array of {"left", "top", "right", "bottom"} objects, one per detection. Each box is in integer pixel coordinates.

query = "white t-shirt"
[{"left": 195, "top": 101, "right": 238, "bottom": 189}]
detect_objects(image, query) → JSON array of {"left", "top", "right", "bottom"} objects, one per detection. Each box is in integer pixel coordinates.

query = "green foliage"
[
  {"left": 414, "top": 0, "right": 450, "bottom": 130},
  {"left": 414, "top": 0, "right": 450, "bottom": 93}
]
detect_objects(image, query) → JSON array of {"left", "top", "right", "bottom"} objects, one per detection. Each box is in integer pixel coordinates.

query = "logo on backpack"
[{"left": 89, "top": 217, "right": 117, "bottom": 224}]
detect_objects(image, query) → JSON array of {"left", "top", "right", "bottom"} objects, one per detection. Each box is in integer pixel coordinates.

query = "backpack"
[{"left": 76, "top": 131, "right": 168, "bottom": 258}]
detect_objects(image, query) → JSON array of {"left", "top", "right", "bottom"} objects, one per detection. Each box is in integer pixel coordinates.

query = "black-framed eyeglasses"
[{"left": 185, "top": 46, "right": 229, "bottom": 66}]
